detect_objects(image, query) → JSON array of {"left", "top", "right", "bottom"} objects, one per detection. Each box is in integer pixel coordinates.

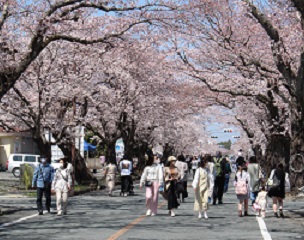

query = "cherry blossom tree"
[
  {"left": 0, "top": 0, "right": 178, "bottom": 99},
  {"left": 169, "top": 0, "right": 304, "bottom": 187}
]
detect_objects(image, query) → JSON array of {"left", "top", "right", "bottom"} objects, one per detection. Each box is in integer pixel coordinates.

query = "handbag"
[
  {"left": 145, "top": 180, "right": 153, "bottom": 187},
  {"left": 267, "top": 170, "right": 280, "bottom": 188},
  {"left": 267, "top": 179, "right": 273, "bottom": 187},
  {"left": 235, "top": 180, "right": 248, "bottom": 195},
  {"left": 252, "top": 203, "right": 261, "bottom": 211}
]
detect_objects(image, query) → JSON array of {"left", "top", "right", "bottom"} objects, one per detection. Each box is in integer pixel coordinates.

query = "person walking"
[
  {"left": 140, "top": 154, "right": 164, "bottom": 216},
  {"left": 105, "top": 159, "right": 117, "bottom": 197},
  {"left": 212, "top": 151, "right": 225, "bottom": 205},
  {"left": 206, "top": 154, "right": 215, "bottom": 203},
  {"left": 267, "top": 163, "right": 290, "bottom": 218},
  {"left": 255, "top": 186, "right": 267, "bottom": 218},
  {"left": 51, "top": 158, "right": 72, "bottom": 216},
  {"left": 192, "top": 157, "right": 213, "bottom": 219},
  {"left": 234, "top": 165, "right": 250, "bottom": 217},
  {"left": 119, "top": 156, "right": 133, "bottom": 197},
  {"left": 32, "top": 157, "right": 55, "bottom": 215},
  {"left": 191, "top": 156, "right": 199, "bottom": 178},
  {"left": 247, "top": 156, "right": 262, "bottom": 206},
  {"left": 175, "top": 155, "right": 188, "bottom": 203},
  {"left": 236, "top": 151, "right": 245, "bottom": 169},
  {"left": 164, "top": 156, "right": 181, "bottom": 217},
  {"left": 224, "top": 157, "right": 232, "bottom": 193}
]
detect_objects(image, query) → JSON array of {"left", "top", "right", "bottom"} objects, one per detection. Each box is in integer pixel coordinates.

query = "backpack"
[
  {"left": 214, "top": 157, "right": 224, "bottom": 177},
  {"left": 235, "top": 180, "right": 248, "bottom": 195}
]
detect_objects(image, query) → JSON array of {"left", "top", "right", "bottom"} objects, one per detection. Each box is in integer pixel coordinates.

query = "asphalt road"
[{"left": 0, "top": 179, "right": 303, "bottom": 240}]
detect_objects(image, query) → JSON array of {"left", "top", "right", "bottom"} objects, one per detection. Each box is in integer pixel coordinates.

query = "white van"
[
  {"left": 7, "top": 154, "right": 61, "bottom": 177},
  {"left": 7, "top": 154, "right": 40, "bottom": 177}
]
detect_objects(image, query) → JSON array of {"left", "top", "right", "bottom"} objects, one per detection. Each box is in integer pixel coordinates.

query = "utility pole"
[{"left": 70, "top": 96, "right": 76, "bottom": 196}]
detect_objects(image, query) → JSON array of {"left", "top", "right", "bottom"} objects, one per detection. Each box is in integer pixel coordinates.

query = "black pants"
[
  {"left": 168, "top": 181, "right": 180, "bottom": 210},
  {"left": 187, "top": 163, "right": 191, "bottom": 174},
  {"left": 177, "top": 181, "right": 188, "bottom": 200},
  {"left": 213, "top": 176, "right": 225, "bottom": 203},
  {"left": 36, "top": 183, "right": 51, "bottom": 212},
  {"left": 121, "top": 176, "right": 131, "bottom": 193},
  {"left": 192, "top": 169, "right": 196, "bottom": 178}
]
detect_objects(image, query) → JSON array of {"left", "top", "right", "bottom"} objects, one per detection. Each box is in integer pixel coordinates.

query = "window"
[
  {"left": 24, "top": 156, "right": 36, "bottom": 163},
  {"left": 13, "top": 156, "right": 22, "bottom": 162}
]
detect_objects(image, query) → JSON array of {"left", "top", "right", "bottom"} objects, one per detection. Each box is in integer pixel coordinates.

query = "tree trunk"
[
  {"left": 105, "top": 141, "right": 116, "bottom": 164},
  {"left": 290, "top": 126, "right": 304, "bottom": 189},
  {"left": 58, "top": 142, "right": 97, "bottom": 185},
  {"left": 32, "top": 137, "right": 52, "bottom": 162},
  {"left": 122, "top": 138, "right": 134, "bottom": 160},
  {"left": 260, "top": 135, "right": 291, "bottom": 179},
  {"left": 136, "top": 142, "right": 148, "bottom": 173}
]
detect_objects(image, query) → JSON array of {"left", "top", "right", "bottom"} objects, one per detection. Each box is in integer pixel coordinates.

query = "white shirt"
[
  {"left": 119, "top": 160, "right": 132, "bottom": 176},
  {"left": 192, "top": 160, "right": 199, "bottom": 169},
  {"left": 140, "top": 163, "right": 163, "bottom": 186}
]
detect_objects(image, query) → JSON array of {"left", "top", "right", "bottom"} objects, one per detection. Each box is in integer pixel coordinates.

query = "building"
[
  {"left": 0, "top": 126, "right": 85, "bottom": 167},
  {"left": 0, "top": 130, "right": 39, "bottom": 167}
]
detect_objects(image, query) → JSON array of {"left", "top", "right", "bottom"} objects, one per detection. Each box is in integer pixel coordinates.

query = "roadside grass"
[{"left": 26, "top": 192, "right": 37, "bottom": 198}]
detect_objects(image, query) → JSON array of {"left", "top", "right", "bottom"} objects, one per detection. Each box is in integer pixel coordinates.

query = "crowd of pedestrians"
[{"left": 31, "top": 149, "right": 291, "bottom": 220}]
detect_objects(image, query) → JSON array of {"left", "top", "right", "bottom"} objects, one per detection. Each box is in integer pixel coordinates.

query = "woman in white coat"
[
  {"left": 52, "top": 158, "right": 72, "bottom": 216},
  {"left": 192, "top": 157, "right": 213, "bottom": 219},
  {"left": 140, "top": 155, "right": 164, "bottom": 216}
]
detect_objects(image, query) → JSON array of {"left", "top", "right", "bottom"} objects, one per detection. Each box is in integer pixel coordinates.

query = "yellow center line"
[{"left": 107, "top": 201, "right": 166, "bottom": 240}]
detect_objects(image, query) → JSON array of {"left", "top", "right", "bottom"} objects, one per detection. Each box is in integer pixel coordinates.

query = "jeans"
[
  {"left": 250, "top": 191, "right": 259, "bottom": 205},
  {"left": 224, "top": 174, "right": 230, "bottom": 193},
  {"left": 36, "top": 182, "right": 51, "bottom": 212}
]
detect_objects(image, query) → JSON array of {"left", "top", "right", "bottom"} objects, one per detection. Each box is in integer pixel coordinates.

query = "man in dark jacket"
[{"left": 212, "top": 151, "right": 226, "bottom": 205}]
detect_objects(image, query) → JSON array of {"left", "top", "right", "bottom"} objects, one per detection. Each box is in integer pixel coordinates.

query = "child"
[{"left": 255, "top": 186, "right": 267, "bottom": 218}]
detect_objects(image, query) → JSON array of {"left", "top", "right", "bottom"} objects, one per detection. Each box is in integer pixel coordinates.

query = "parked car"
[
  {"left": 7, "top": 154, "right": 40, "bottom": 177},
  {"left": 7, "top": 154, "right": 61, "bottom": 177}
]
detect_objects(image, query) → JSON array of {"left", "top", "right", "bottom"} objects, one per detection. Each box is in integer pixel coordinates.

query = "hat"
[{"left": 168, "top": 156, "right": 177, "bottom": 162}]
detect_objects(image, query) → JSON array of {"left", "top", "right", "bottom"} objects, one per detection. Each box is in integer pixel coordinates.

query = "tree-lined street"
[{"left": 1, "top": 0, "right": 304, "bottom": 239}]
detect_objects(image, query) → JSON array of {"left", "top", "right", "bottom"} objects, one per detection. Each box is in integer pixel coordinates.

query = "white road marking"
[
  {"left": 256, "top": 216, "right": 272, "bottom": 240},
  {"left": 0, "top": 211, "right": 47, "bottom": 229}
]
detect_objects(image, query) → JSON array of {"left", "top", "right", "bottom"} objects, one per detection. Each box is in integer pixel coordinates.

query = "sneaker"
[
  {"left": 274, "top": 212, "right": 279, "bottom": 218},
  {"left": 204, "top": 212, "right": 208, "bottom": 219},
  {"left": 198, "top": 212, "right": 202, "bottom": 219},
  {"left": 146, "top": 209, "right": 151, "bottom": 216},
  {"left": 171, "top": 210, "right": 176, "bottom": 217},
  {"left": 279, "top": 211, "right": 285, "bottom": 218},
  {"left": 38, "top": 211, "right": 43, "bottom": 215},
  {"left": 57, "top": 211, "right": 62, "bottom": 216},
  {"left": 238, "top": 211, "right": 243, "bottom": 217},
  {"left": 63, "top": 211, "right": 67, "bottom": 215},
  {"left": 151, "top": 213, "right": 156, "bottom": 216},
  {"left": 244, "top": 211, "right": 249, "bottom": 216}
]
